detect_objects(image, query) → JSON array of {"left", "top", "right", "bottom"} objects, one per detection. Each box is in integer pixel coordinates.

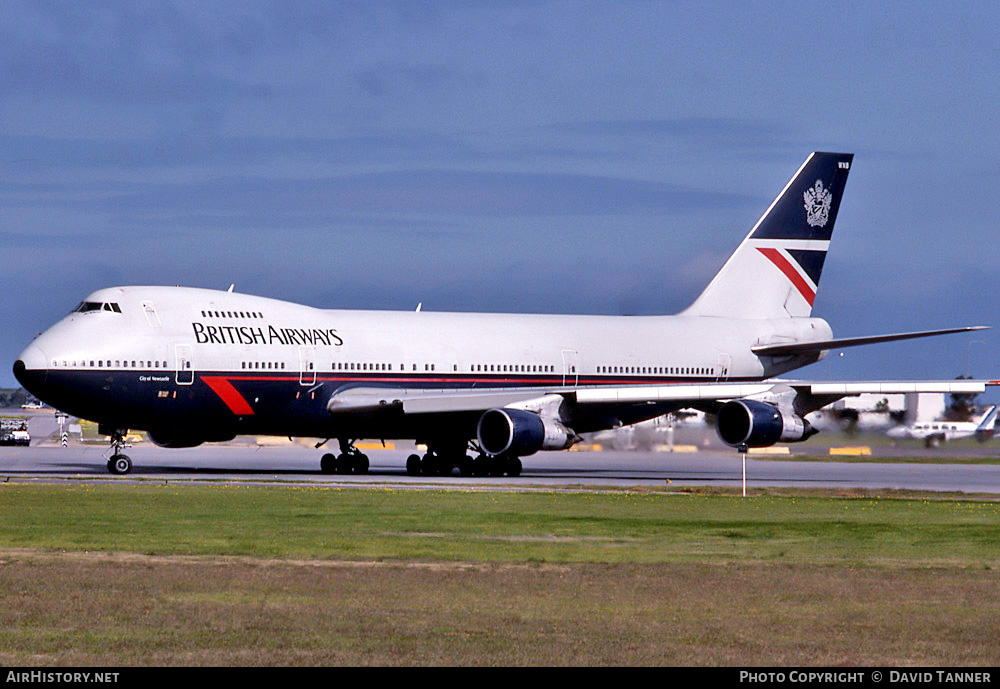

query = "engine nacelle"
[
  {"left": 147, "top": 429, "right": 204, "bottom": 449},
  {"left": 147, "top": 425, "right": 235, "bottom": 449},
  {"left": 716, "top": 399, "right": 816, "bottom": 448},
  {"left": 477, "top": 408, "right": 575, "bottom": 456},
  {"left": 147, "top": 427, "right": 206, "bottom": 449}
]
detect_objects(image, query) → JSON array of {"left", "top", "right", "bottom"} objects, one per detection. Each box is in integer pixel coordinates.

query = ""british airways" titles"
[{"left": 192, "top": 322, "right": 344, "bottom": 347}]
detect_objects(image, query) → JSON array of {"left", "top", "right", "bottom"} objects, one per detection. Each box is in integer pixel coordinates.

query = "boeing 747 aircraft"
[{"left": 13, "top": 152, "right": 994, "bottom": 475}]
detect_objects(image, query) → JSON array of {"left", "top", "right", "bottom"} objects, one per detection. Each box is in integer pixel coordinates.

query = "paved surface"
[
  {"left": 5, "top": 407, "right": 1000, "bottom": 493},
  {"left": 2, "top": 443, "right": 1000, "bottom": 494}
]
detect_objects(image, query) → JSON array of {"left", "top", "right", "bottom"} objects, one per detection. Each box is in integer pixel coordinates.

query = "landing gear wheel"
[
  {"left": 471, "top": 454, "right": 489, "bottom": 477},
  {"left": 406, "top": 454, "right": 422, "bottom": 476},
  {"left": 421, "top": 453, "right": 439, "bottom": 476},
  {"left": 108, "top": 454, "right": 132, "bottom": 475},
  {"left": 488, "top": 456, "right": 506, "bottom": 477},
  {"left": 459, "top": 455, "right": 475, "bottom": 477},
  {"left": 353, "top": 453, "right": 370, "bottom": 475},
  {"left": 320, "top": 453, "right": 336, "bottom": 474},
  {"left": 505, "top": 456, "right": 522, "bottom": 477}
]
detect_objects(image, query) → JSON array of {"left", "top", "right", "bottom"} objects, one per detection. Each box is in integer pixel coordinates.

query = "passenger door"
[
  {"left": 299, "top": 346, "right": 316, "bottom": 386},
  {"left": 175, "top": 344, "right": 194, "bottom": 385},
  {"left": 561, "top": 349, "right": 579, "bottom": 386}
]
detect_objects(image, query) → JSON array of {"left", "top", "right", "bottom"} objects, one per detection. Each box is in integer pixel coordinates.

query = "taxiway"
[{"left": 2, "top": 443, "right": 1000, "bottom": 494}]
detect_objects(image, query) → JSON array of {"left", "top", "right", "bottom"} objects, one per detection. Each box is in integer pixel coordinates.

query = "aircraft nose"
[{"left": 13, "top": 343, "right": 48, "bottom": 394}]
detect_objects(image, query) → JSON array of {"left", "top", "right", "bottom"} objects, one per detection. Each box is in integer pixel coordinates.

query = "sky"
[{"left": 2, "top": 1, "right": 999, "bottom": 391}]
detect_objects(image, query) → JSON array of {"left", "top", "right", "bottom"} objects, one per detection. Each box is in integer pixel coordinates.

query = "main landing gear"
[
  {"left": 104, "top": 428, "right": 132, "bottom": 475},
  {"left": 320, "top": 438, "right": 370, "bottom": 475},
  {"left": 405, "top": 442, "right": 522, "bottom": 478}
]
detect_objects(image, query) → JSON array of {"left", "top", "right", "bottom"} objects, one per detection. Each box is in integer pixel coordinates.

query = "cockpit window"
[{"left": 74, "top": 301, "right": 122, "bottom": 314}]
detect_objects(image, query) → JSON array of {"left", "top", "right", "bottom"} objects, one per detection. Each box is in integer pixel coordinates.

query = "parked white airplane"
[
  {"left": 13, "top": 152, "right": 995, "bottom": 475},
  {"left": 887, "top": 405, "right": 999, "bottom": 447}
]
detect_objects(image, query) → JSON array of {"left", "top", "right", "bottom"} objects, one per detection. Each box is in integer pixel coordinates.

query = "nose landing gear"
[{"left": 102, "top": 427, "right": 132, "bottom": 475}]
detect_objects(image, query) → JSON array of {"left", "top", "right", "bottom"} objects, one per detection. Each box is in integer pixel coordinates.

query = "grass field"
[{"left": 2, "top": 483, "right": 999, "bottom": 665}]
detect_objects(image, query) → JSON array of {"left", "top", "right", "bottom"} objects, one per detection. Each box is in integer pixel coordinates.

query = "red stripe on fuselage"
[
  {"left": 756, "top": 247, "right": 815, "bottom": 306},
  {"left": 202, "top": 376, "right": 255, "bottom": 415}
]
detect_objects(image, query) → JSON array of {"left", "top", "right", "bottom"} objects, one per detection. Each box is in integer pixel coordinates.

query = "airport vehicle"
[
  {"left": 12, "top": 152, "right": 994, "bottom": 475},
  {"left": 0, "top": 419, "right": 30, "bottom": 446},
  {"left": 887, "top": 405, "right": 999, "bottom": 447},
  {"left": 7, "top": 430, "right": 30, "bottom": 446}
]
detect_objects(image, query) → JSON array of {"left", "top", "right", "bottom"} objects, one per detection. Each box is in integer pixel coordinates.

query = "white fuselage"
[{"left": 887, "top": 421, "right": 993, "bottom": 443}]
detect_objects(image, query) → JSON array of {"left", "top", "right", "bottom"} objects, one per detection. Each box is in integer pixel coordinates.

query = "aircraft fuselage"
[{"left": 14, "top": 285, "right": 829, "bottom": 444}]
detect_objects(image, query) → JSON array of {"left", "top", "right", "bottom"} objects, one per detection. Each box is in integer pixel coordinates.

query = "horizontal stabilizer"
[{"left": 751, "top": 326, "right": 989, "bottom": 357}]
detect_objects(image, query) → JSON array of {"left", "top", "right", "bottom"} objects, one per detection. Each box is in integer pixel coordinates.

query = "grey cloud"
[{"left": 3, "top": 170, "right": 753, "bottom": 222}]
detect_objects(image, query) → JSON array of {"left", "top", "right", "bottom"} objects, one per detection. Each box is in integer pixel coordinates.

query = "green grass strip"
[{"left": 2, "top": 484, "right": 1000, "bottom": 568}]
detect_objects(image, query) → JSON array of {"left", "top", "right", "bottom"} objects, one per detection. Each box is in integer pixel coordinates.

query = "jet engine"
[
  {"left": 715, "top": 399, "right": 816, "bottom": 448},
  {"left": 477, "top": 408, "right": 575, "bottom": 456}
]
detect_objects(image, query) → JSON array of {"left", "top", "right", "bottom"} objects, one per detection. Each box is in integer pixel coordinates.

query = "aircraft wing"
[
  {"left": 327, "top": 379, "right": 999, "bottom": 416},
  {"left": 327, "top": 387, "right": 569, "bottom": 414},
  {"left": 575, "top": 379, "right": 997, "bottom": 416}
]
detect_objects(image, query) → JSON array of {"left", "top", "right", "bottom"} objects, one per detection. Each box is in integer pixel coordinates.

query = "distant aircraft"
[
  {"left": 13, "top": 152, "right": 996, "bottom": 474},
  {"left": 887, "top": 405, "right": 999, "bottom": 447}
]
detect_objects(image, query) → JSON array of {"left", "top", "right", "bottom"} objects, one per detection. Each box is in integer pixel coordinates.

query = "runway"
[{"left": 3, "top": 443, "right": 1000, "bottom": 494}]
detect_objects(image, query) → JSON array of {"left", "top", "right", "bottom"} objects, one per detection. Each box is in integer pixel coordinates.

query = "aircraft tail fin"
[
  {"left": 975, "top": 405, "right": 999, "bottom": 431},
  {"left": 683, "top": 152, "right": 854, "bottom": 319}
]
